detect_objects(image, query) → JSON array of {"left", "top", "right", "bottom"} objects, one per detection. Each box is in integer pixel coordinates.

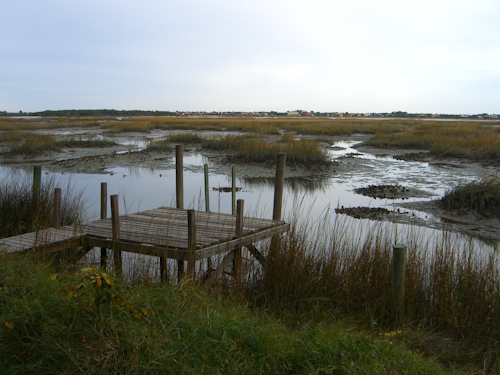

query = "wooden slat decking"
[{"left": 0, "top": 207, "right": 289, "bottom": 261}]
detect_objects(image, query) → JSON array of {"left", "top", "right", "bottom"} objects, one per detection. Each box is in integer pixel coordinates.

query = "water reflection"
[{"left": 242, "top": 177, "right": 330, "bottom": 193}]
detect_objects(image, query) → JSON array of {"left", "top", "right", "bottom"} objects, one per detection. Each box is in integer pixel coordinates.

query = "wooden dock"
[
  {"left": 0, "top": 205, "right": 289, "bottom": 280},
  {"left": 1, "top": 149, "right": 290, "bottom": 282}
]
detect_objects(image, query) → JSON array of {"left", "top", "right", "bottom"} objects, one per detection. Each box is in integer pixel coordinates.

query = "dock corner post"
[
  {"left": 176, "top": 145, "right": 184, "bottom": 278},
  {"left": 110, "top": 194, "right": 122, "bottom": 276},
  {"left": 391, "top": 244, "right": 407, "bottom": 325},
  {"left": 233, "top": 199, "right": 244, "bottom": 284},
  {"left": 32, "top": 166, "right": 42, "bottom": 204},
  {"left": 52, "top": 188, "right": 61, "bottom": 229},
  {"left": 100, "top": 183, "right": 108, "bottom": 268},
  {"left": 187, "top": 209, "right": 196, "bottom": 279},
  {"left": 232, "top": 166, "right": 236, "bottom": 215},
  {"left": 273, "top": 153, "right": 286, "bottom": 221}
]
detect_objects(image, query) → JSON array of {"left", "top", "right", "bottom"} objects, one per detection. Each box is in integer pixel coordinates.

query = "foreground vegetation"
[{"left": 0, "top": 255, "right": 460, "bottom": 374}]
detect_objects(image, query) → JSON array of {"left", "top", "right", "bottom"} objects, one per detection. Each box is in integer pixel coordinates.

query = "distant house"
[
  {"left": 305, "top": 112, "right": 314, "bottom": 116},
  {"left": 287, "top": 111, "right": 299, "bottom": 116}
]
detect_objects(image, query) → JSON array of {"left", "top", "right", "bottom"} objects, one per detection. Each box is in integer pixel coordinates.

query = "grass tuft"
[{"left": 440, "top": 176, "right": 500, "bottom": 214}]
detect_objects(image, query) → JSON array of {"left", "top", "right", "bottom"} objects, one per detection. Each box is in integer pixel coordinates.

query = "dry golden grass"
[{"left": 365, "top": 122, "right": 500, "bottom": 160}]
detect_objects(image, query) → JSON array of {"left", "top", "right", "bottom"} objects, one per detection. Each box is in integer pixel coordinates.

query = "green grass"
[
  {"left": 440, "top": 176, "right": 500, "bottom": 214},
  {"left": 0, "top": 255, "right": 458, "bottom": 374}
]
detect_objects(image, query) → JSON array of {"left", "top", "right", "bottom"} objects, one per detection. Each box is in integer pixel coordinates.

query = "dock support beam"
[
  {"left": 176, "top": 145, "right": 185, "bottom": 280},
  {"left": 100, "top": 183, "right": 107, "bottom": 268},
  {"left": 391, "top": 244, "right": 407, "bottom": 324},
  {"left": 110, "top": 194, "right": 122, "bottom": 275}
]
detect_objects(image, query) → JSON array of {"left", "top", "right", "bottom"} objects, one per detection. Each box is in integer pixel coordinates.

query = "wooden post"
[
  {"left": 187, "top": 209, "right": 196, "bottom": 278},
  {"left": 233, "top": 199, "right": 244, "bottom": 283},
  {"left": 204, "top": 163, "right": 212, "bottom": 275},
  {"left": 204, "top": 164, "right": 210, "bottom": 212},
  {"left": 273, "top": 153, "right": 286, "bottom": 221},
  {"left": 391, "top": 244, "right": 407, "bottom": 324},
  {"left": 232, "top": 166, "right": 236, "bottom": 215},
  {"left": 100, "top": 183, "right": 108, "bottom": 268},
  {"left": 176, "top": 145, "right": 184, "bottom": 209},
  {"left": 52, "top": 188, "right": 61, "bottom": 228},
  {"left": 32, "top": 166, "right": 41, "bottom": 203},
  {"left": 176, "top": 145, "right": 184, "bottom": 279},
  {"left": 110, "top": 195, "right": 122, "bottom": 275}
]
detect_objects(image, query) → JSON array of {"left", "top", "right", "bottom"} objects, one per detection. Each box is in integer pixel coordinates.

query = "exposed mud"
[{"left": 354, "top": 184, "right": 431, "bottom": 199}]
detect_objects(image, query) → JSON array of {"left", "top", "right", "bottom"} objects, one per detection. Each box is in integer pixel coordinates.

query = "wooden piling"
[
  {"left": 176, "top": 145, "right": 185, "bottom": 279},
  {"left": 187, "top": 209, "right": 196, "bottom": 278},
  {"left": 110, "top": 194, "right": 122, "bottom": 275},
  {"left": 100, "top": 183, "right": 108, "bottom": 268},
  {"left": 232, "top": 166, "right": 236, "bottom": 215},
  {"left": 273, "top": 153, "right": 286, "bottom": 221},
  {"left": 204, "top": 163, "right": 212, "bottom": 275},
  {"left": 32, "top": 166, "right": 41, "bottom": 203},
  {"left": 204, "top": 164, "right": 210, "bottom": 212},
  {"left": 176, "top": 145, "right": 184, "bottom": 210},
  {"left": 233, "top": 199, "right": 244, "bottom": 283},
  {"left": 391, "top": 244, "right": 407, "bottom": 324},
  {"left": 52, "top": 188, "right": 61, "bottom": 229}
]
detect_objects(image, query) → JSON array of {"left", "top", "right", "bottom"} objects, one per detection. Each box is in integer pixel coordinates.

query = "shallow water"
[{"left": 0, "top": 138, "right": 497, "bottom": 264}]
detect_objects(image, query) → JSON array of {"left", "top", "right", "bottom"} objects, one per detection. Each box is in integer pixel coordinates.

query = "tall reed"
[
  {"left": 246, "top": 212, "right": 500, "bottom": 370},
  {"left": 0, "top": 175, "right": 85, "bottom": 238}
]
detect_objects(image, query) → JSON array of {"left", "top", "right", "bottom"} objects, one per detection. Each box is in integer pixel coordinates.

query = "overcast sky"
[{"left": 1, "top": 0, "right": 499, "bottom": 114}]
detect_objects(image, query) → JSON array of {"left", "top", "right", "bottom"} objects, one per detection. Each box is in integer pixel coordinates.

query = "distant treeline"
[
  {"left": 0, "top": 109, "right": 492, "bottom": 119},
  {"left": 0, "top": 109, "right": 178, "bottom": 117}
]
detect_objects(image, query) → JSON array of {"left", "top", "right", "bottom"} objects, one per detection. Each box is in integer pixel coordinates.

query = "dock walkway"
[{"left": 0, "top": 206, "right": 289, "bottom": 279}]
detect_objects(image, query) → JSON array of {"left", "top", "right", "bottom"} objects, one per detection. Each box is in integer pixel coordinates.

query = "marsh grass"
[
  {"left": 246, "top": 214, "right": 500, "bottom": 371},
  {"left": 201, "top": 135, "right": 330, "bottom": 166},
  {"left": 145, "top": 138, "right": 171, "bottom": 152},
  {"left": 441, "top": 176, "right": 500, "bottom": 214},
  {"left": 0, "top": 255, "right": 456, "bottom": 374},
  {"left": 0, "top": 176, "right": 84, "bottom": 238},
  {"left": 4, "top": 135, "right": 117, "bottom": 156},
  {"left": 168, "top": 133, "right": 204, "bottom": 143},
  {"left": 365, "top": 122, "right": 500, "bottom": 161}
]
